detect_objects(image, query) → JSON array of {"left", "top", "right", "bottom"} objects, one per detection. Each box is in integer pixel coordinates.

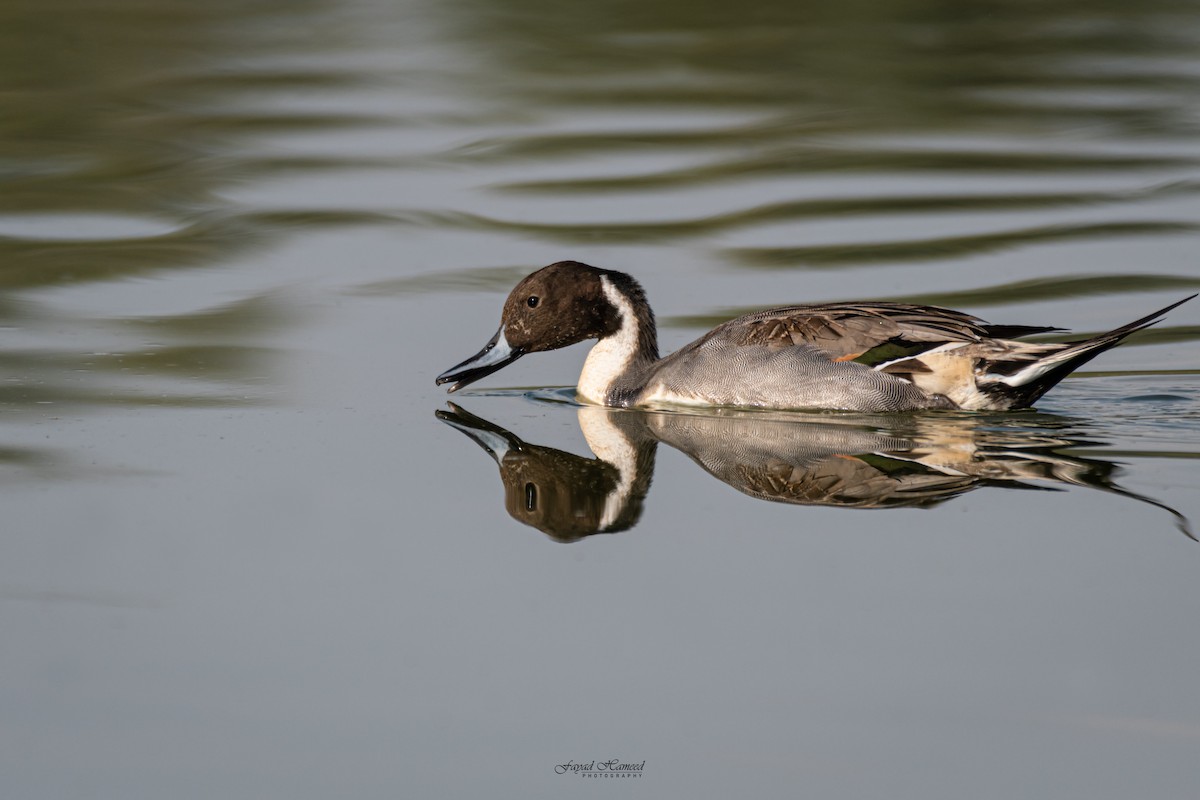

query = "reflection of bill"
[{"left": 438, "top": 402, "right": 1192, "bottom": 542}]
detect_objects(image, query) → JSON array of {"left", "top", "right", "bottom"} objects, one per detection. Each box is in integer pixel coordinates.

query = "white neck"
[{"left": 577, "top": 275, "right": 641, "bottom": 405}]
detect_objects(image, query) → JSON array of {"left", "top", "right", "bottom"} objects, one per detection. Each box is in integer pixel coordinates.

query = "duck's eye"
[
  {"left": 524, "top": 482, "right": 538, "bottom": 511},
  {"left": 527, "top": 295, "right": 539, "bottom": 308}
]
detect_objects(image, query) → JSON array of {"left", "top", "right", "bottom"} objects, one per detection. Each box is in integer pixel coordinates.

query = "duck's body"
[{"left": 436, "top": 261, "right": 1192, "bottom": 412}]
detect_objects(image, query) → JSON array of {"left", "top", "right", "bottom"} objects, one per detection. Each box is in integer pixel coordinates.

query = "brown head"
[{"left": 436, "top": 261, "right": 649, "bottom": 393}]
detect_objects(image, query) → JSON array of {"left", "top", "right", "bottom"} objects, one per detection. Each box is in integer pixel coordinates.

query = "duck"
[{"left": 435, "top": 261, "right": 1193, "bottom": 412}]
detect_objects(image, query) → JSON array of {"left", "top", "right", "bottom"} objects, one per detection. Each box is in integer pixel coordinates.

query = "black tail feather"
[
  {"left": 1002, "top": 294, "right": 1195, "bottom": 408},
  {"left": 984, "top": 324, "right": 1067, "bottom": 339}
]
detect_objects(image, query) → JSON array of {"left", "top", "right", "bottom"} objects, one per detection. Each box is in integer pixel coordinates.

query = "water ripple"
[{"left": 724, "top": 220, "right": 1199, "bottom": 269}]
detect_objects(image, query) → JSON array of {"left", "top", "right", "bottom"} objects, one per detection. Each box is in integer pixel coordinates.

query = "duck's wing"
[{"left": 711, "top": 302, "right": 1057, "bottom": 362}]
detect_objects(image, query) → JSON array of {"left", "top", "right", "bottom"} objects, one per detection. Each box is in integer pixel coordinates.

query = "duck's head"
[{"left": 436, "top": 261, "right": 628, "bottom": 393}]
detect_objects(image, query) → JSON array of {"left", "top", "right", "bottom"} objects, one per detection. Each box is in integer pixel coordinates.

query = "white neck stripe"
[{"left": 576, "top": 276, "right": 640, "bottom": 404}]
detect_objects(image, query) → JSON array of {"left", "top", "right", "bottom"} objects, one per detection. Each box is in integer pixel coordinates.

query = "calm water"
[{"left": 3, "top": 0, "right": 1200, "bottom": 797}]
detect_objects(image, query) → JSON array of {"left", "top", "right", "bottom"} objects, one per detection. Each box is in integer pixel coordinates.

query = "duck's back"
[{"left": 633, "top": 304, "right": 968, "bottom": 411}]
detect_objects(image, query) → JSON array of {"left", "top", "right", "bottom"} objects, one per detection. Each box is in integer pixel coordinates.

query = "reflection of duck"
[
  {"left": 438, "top": 402, "right": 1193, "bottom": 541},
  {"left": 436, "top": 261, "right": 1193, "bottom": 411}
]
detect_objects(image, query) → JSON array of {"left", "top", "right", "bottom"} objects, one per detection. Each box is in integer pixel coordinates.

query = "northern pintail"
[{"left": 436, "top": 261, "right": 1194, "bottom": 412}]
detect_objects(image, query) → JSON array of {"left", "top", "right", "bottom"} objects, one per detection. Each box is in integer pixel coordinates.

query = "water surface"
[{"left": 2, "top": 0, "right": 1199, "bottom": 797}]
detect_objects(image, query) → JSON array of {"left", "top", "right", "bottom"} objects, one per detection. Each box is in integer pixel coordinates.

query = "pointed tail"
[{"left": 990, "top": 294, "right": 1195, "bottom": 407}]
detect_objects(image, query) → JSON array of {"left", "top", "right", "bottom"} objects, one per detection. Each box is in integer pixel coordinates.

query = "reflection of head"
[
  {"left": 437, "top": 403, "right": 654, "bottom": 542},
  {"left": 498, "top": 446, "right": 621, "bottom": 541}
]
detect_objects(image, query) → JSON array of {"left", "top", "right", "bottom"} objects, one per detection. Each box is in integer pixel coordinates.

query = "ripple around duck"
[{"left": 1043, "top": 377, "right": 1200, "bottom": 443}]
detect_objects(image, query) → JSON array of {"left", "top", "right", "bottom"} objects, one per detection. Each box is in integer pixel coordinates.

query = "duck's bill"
[{"left": 436, "top": 327, "right": 524, "bottom": 393}]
